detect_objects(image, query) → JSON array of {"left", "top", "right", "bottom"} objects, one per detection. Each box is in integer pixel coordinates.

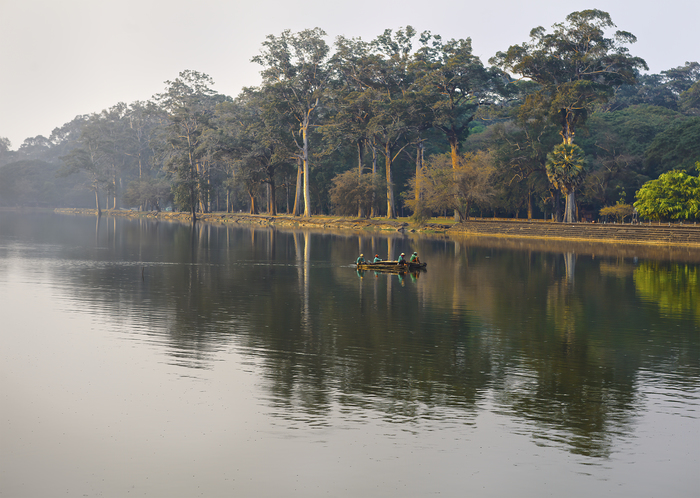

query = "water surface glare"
[{"left": 1, "top": 213, "right": 698, "bottom": 497}]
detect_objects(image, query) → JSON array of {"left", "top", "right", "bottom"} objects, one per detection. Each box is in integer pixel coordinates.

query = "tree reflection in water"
[
  {"left": 634, "top": 261, "right": 700, "bottom": 324},
  {"left": 12, "top": 215, "right": 697, "bottom": 459}
]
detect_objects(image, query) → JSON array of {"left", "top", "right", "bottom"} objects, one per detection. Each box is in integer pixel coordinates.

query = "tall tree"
[
  {"left": 59, "top": 116, "right": 111, "bottom": 215},
  {"left": 93, "top": 103, "right": 133, "bottom": 209},
  {"left": 326, "top": 35, "right": 377, "bottom": 216},
  {"left": 414, "top": 35, "right": 505, "bottom": 169},
  {"left": 58, "top": 106, "right": 132, "bottom": 210},
  {"left": 252, "top": 28, "right": 330, "bottom": 217},
  {"left": 153, "top": 70, "right": 224, "bottom": 220},
  {"left": 124, "top": 101, "right": 159, "bottom": 181},
  {"left": 492, "top": 9, "right": 647, "bottom": 222},
  {"left": 213, "top": 88, "right": 295, "bottom": 215},
  {"left": 492, "top": 9, "right": 647, "bottom": 145},
  {"left": 365, "top": 26, "right": 423, "bottom": 218},
  {"left": 414, "top": 35, "right": 508, "bottom": 220}
]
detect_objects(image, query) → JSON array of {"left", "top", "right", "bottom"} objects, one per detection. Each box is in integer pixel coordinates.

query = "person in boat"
[
  {"left": 356, "top": 253, "right": 365, "bottom": 265},
  {"left": 397, "top": 253, "right": 406, "bottom": 266},
  {"left": 373, "top": 254, "right": 382, "bottom": 263},
  {"left": 409, "top": 252, "right": 420, "bottom": 264}
]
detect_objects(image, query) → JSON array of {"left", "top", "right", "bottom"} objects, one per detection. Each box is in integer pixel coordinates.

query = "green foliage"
[
  {"left": 608, "top": 62, "right": 700, "bottom": 112},
  {"left": 212, "top": 88, "right": 296, "bottom": 215},
  {"left": 680, "top": 81, "right": 700, "bottom": 115},
  {"left": 545, "top": 143, "right": 587, "bottom": 194},
  {"left": 413, "top": 35, "right": 506, "bottom": 156},
  {"left": 483, "top": 117, "right": 558, "bottom": 219},
  {"left": 252, "top": 28, "right": 330, "bottom": 217},
  {"left": 153, "top": 70, "right": 227, "bottom": 216},
  {"left": 582, "top": 105, "right": 684, "bottom": 158},
  {"left": 575, "top": 105, "right": 685, "bottom": 211},
  {"left": 546, "top": 143, "right": 587, "bottom": 222},
  {"left": 491, "top": 9, "right": 647, "bottom": 144},
  {"left": 633, "top": 169, "right": 700, "bottom": 221},
  {"left": 644, "top": 117, "right": 700, "bottom": 176}
]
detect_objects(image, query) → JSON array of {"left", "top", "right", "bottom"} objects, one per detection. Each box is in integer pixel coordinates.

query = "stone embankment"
[
  {"left": 448, "top": 219, "right": 700, "bottom": 246},
  {"left": 54, "top": 209, "right": 700, "bottom": 247}
]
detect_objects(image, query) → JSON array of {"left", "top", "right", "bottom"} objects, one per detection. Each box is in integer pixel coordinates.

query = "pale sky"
[{"left": 1, "top": 0, "right": 697, "bottom": 150}]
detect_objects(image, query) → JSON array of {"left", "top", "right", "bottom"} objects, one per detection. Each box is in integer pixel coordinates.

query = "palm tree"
[{"left": 545, "top": 143, "right": 586, "bottom": 222}]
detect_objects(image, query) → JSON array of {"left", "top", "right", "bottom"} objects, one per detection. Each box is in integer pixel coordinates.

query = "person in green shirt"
[
  {"left": 397, "top": 253, "right": 406, "bottom": 266},
  {"left": 409, "top": 252, "right": 420, "bottom": 264},
  {"left": 356, "top": 254, "right": 365, "bottom": 265},
  {"left": 373, "top": 254, "right": 382, "bottom": 263}
]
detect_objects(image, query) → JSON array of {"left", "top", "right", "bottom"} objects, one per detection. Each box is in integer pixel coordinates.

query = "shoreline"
[{"left": 44, "top": 208, "right": 700, "bottom": 248}]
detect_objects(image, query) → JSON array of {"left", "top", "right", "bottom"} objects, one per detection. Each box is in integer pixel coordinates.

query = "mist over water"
[{"left": 1, "top": 212, "right": 698, "bottom": 497}]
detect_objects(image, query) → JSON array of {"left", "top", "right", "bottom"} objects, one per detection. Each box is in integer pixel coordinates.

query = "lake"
[{"left": 1, "top": 212, "right": 698, "bottom": 497}]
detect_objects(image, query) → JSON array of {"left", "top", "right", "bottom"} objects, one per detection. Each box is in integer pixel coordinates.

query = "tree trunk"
[
  {"left": 449, "top": 136, "right": 459, "bottom": 171},
  {"left": 268, "top": 178, "right": 277, "bottom": 216},
  {"left": 292, "top": 158, "right": 303, "bottom": 216},
  {"left": 197, "top": 161, "right": 209, "bottom": 214},
  {"left": 561, "top": 109, "right": 575, "bottom": 145},
  {"left": 111, "top": 174, "right": 116, "bottom": 209},
  {"left": 415, "top": 142, "right": 423, "bottom": 203},
  {"left": 553, "top": 190, "right": 562, "bottom": 222},
  {"left": 187, "top": 144, "right": 198, "bottom": 222},
  {"left": 563, "top": 189, "right": 576, "bottom": 223},
  {"left": 385, "top": 143, "right": 395, "bottom": 219},
  {"left": 286, "top": 175, "right": 290, "bottom": 214},
  {"left": 370, "top": 143, "right": 378, "bottom": 218},
  {"left": 448, "top": 135, "right": 465, "bottom": 221},
  {"left": 190, "top": 185, "right": 197, "bottom": 222},
  {"left": 357, "top": 140, "right": 364, "bottom": 218},
  {"left": 302, "top": 113, "right": 311, "bottom": 218},
  {"left": 249, "top": 191, "right": 258, "bottom": 215},
  {"left": 94, "top": 189, "right": 101, "bottom": 217},
  {"left": 527, "top": 189, "right": 533, "bottom": 220}
]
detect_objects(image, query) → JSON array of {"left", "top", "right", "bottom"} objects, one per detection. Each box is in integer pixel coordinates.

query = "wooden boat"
[{"left": 354, "top": 260, "right": 427, "bottom": 273}]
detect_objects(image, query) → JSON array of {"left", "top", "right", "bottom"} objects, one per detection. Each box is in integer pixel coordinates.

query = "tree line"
[{"left": 1, "top": 9, "right": 699, "bottom": 222}]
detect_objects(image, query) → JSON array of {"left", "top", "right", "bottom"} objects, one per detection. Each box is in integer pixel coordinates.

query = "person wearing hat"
[
  {"left": 397, "top": 252, "right": 406, "bottom": 266},
  {"left": 409, "top": 251, "right": 420, "bottom": 264},
  {"left": 356, "top": 253, "right": 366, "bottom": 265},
  {"left": 373, "top": 254, "right": 382, "bottom": 263}
]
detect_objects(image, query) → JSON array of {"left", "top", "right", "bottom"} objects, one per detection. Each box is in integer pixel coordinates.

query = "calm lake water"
[{"left": 1, "top": 212, "right": 699, "bottom": 497}]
